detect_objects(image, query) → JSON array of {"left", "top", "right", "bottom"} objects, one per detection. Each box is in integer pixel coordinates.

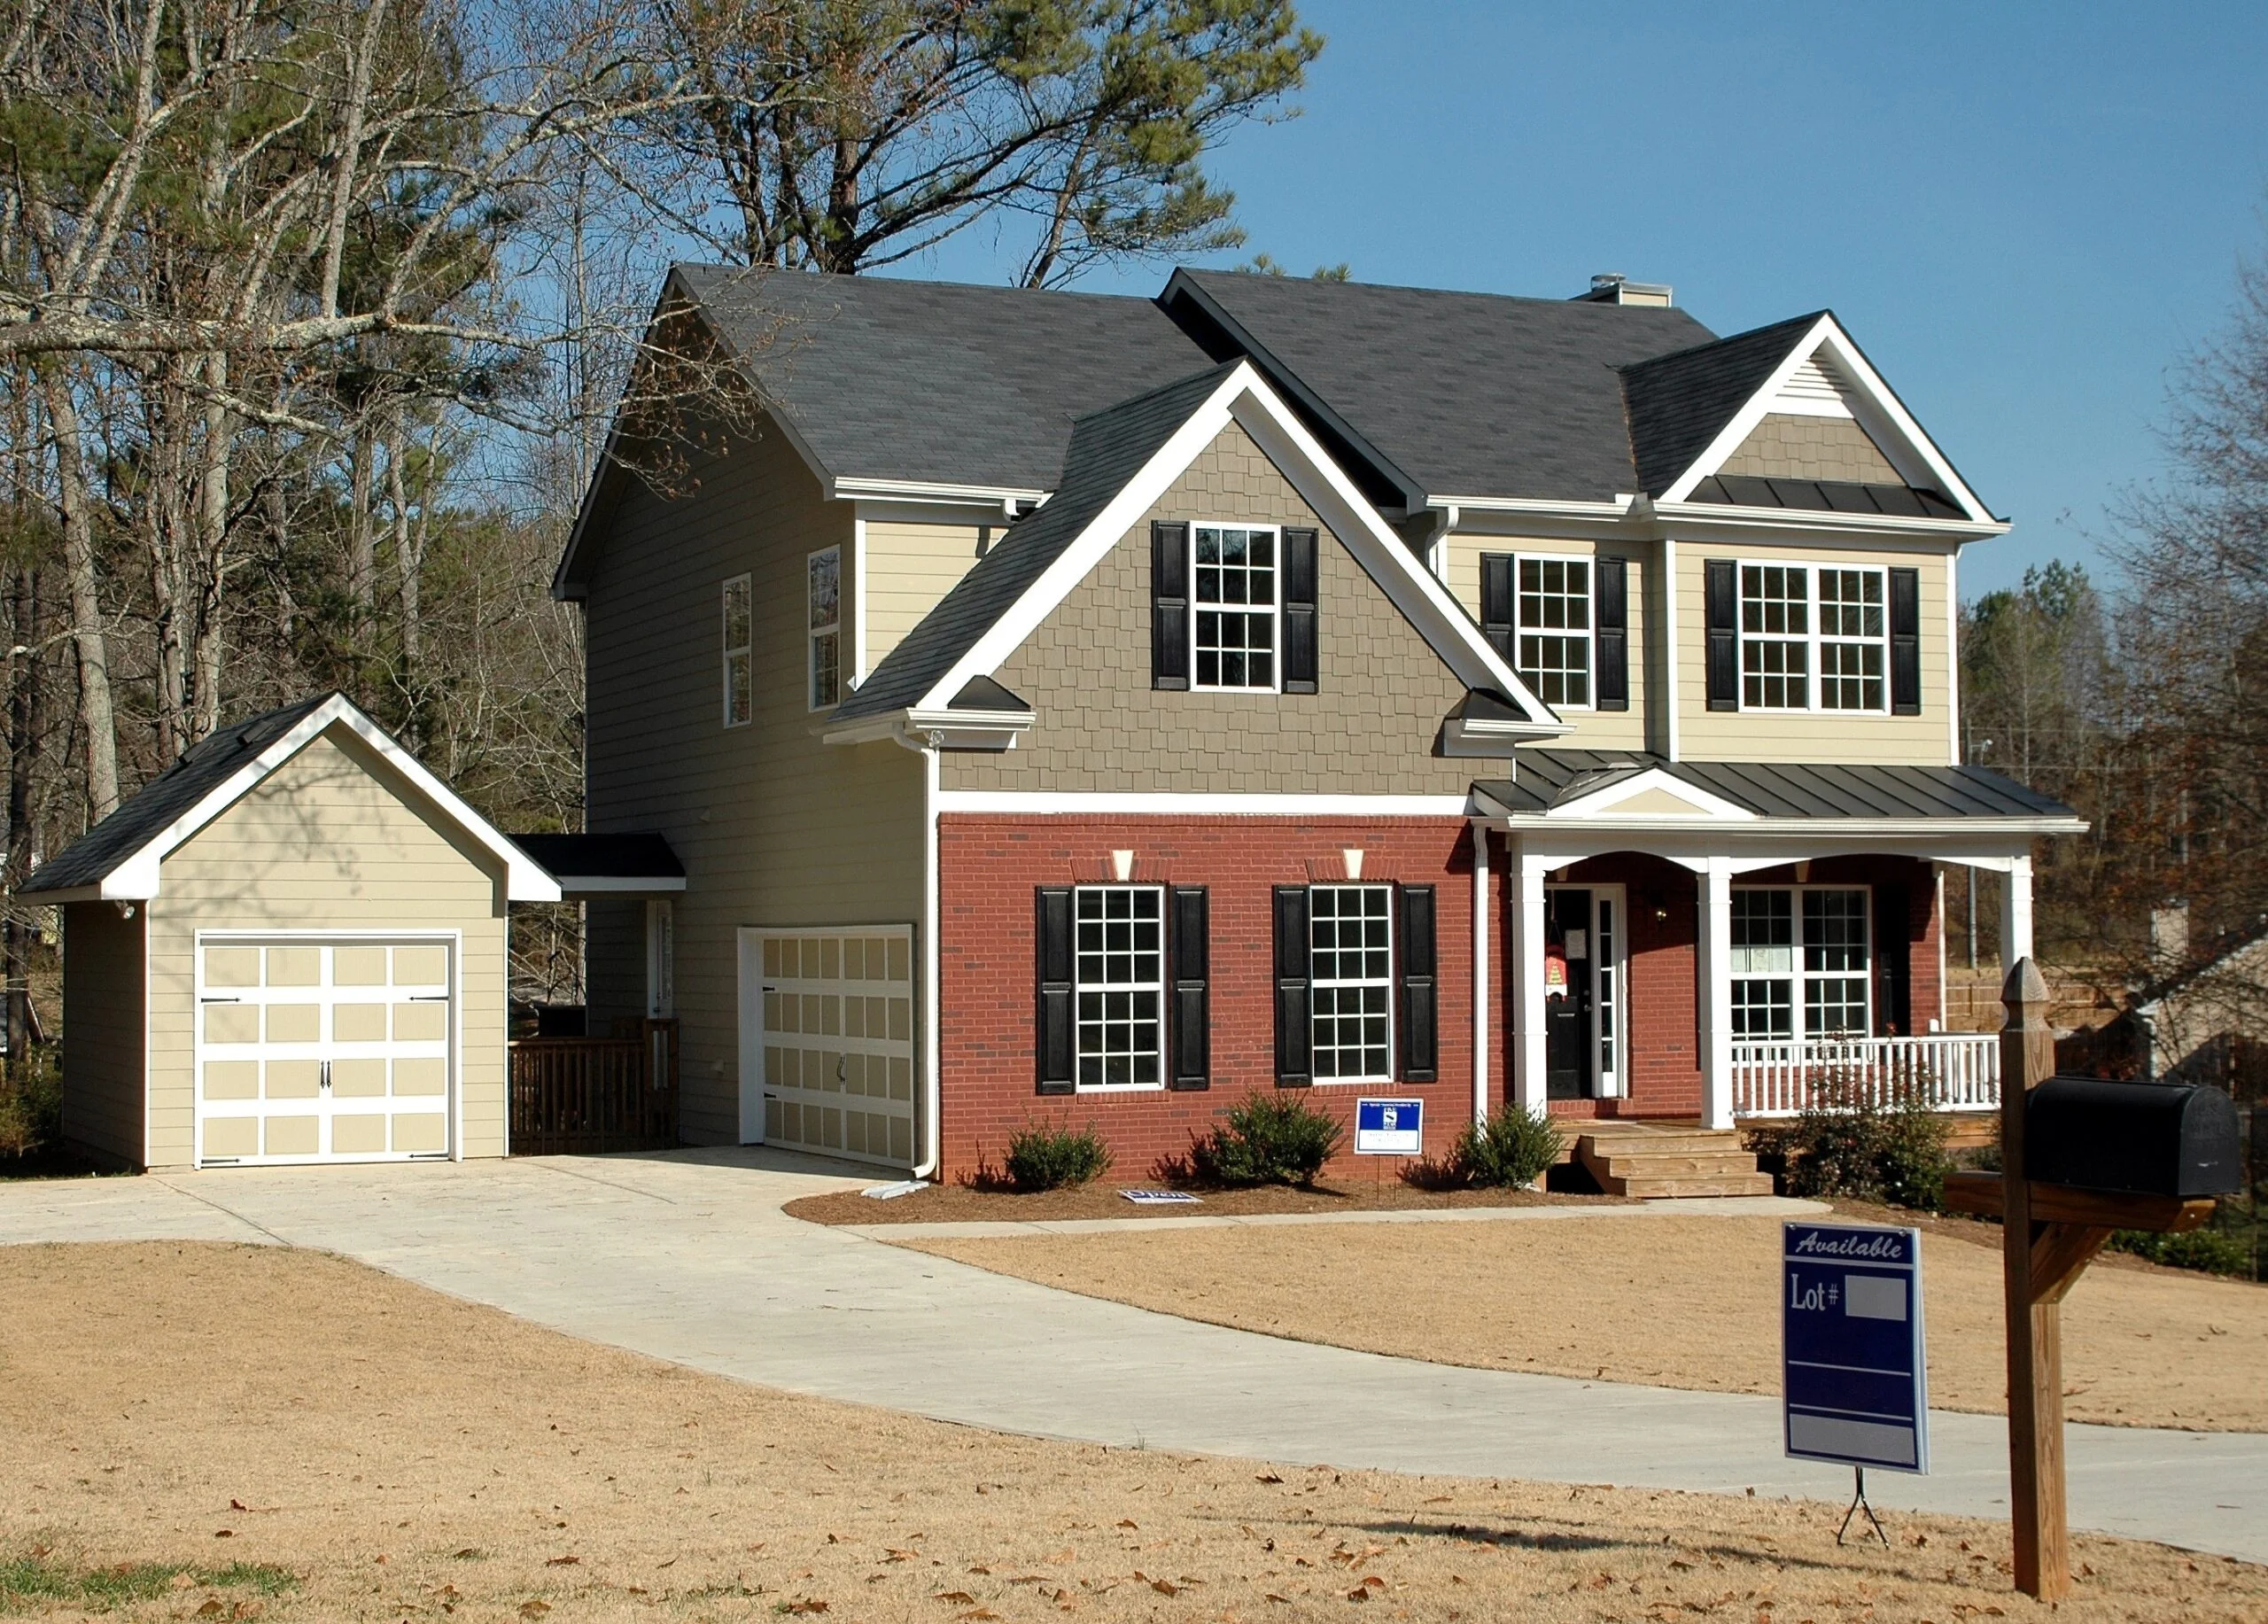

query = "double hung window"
[
  {"left": 1517, "top": 557, "right": 1591, "bottom": 707},
  {"left": 1192, "top": 524, "right": 1278, "bottom": 690},
  {"left": 1738, "top": 563, "right": 1889, "bottom": 712},
  {"left": 807, "top": 548, "right": 841, "bottom": 710},
  {"left": 1310, "top": 884, "right": 1392, "bottom": 1081},
  {"left": 1074, "top": 886, "right": 1163, "bottom": 1089},
  {"left": 721, "top": 575, "right": 752, "bottom": 727},
  {"left": 1729, "top": 887, "right": 1871, "bottom": 1043}
]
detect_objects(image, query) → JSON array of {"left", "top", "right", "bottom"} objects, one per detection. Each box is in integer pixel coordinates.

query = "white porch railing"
[{"left": 1732, "top": 1033, "right": 2000, "bottom": 1119}]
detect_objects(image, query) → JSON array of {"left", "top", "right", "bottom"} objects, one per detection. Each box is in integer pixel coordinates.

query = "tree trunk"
[
  {"left": 39, "top": 369, "right": 120, "bottom": 821},
  {"left": 5, "top": 562, "right": 39, "bottom": 1065}
]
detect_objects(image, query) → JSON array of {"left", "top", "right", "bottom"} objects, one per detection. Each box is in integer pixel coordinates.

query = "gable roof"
[
  {"left": 1619, "top": 313, "right": 1822, "bottom": 497},
  {"left": 1472, "top": 750, "right": 2083, "bottom": 828},
  {"left": 1160, "top": 268, "right": 1717, "bottom": 507},
  {"left": 25, "top": 694, "right": 561, "bottom": 903},
  {"left": 676, "top": 265, "right": 1210, "bottom": 496},
  {"left": 827, "top": 360, "right": 1561, "bottom": 740}
]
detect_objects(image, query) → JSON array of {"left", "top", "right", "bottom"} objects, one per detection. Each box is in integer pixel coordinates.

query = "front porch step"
[{"left": 1574, "top": 1127, "right": 1775, "bottom": 1200}]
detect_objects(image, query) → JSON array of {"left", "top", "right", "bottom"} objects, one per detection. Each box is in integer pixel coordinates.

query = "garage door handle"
[
  {"left": 321, "top": 1060, "right": 331, "bottom": 1092},
  {"left": 409, "top": 994, "right": 448, "bottom": 1002},
  {"left": 199, "top": 995, "right": 240, "bottom": 1004}
]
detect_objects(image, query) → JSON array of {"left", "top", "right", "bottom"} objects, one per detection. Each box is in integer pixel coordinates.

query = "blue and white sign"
[
  {"left": 1354, "top": 1097, "right": 1423, "bottom": 1155},
  {"left": 1783, "top": 1222, "right": 1930, "bottom": 1474}
]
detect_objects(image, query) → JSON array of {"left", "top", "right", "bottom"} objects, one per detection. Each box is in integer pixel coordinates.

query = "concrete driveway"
[{"left": 4, "top": 1148, "right": 2264, "bottom": 1564}]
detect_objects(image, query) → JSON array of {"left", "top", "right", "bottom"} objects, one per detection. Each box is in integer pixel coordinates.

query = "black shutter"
[
  {"left": 1480, "top": 554, "right": 1515, "bottom": 661},
  {"left": 1152, "top": 521, "right": 1189, "bottom": 690},
  {"left": 1281, "top": 527, "right": 1318, "bottom": 694},
  {"left": 1888, "top": 565, "right": 1922, "bottom": 716},
  {"left": 1594, "top": 555, "right": 1629, "bottom": 711},
  {"left": 1397, "top": 884, "right": 1438, "bottom": 1083},
  {"left": 1874, "top": 884, "right": 1911, "bottom": 1037},
  {"left": 1035, "top": 887, "right": 1075, "bottom": 1093},
  {"left": 1273, "top": 885, "right": 1311, "bottom": 1085},
  {"left": 1168, "top": 886, "right": 1210, "bottom": 1090},
  {"left": 1705, "top": 557, "right": 1739, "bottom": 711}
]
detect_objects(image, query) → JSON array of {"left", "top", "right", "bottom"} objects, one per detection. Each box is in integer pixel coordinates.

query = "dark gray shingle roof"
[
  {"left": 1618, "top": 313, "right": 1821, "bottom": 496},
  {"left": 832, "top": 362, "right": 1242, "bottom": 721},
  {"left": 25, "top": 695, "right": 335, "bottom": 894},
  {"left": 508, "top": 832, "right": 683, "bottom": 882},
  {"left": 678, "top": 266, "right": 1210, "bottom": 493},
  {"left": 1473, "top": 750, "right": 2079, "bottom": 822},
  {"left": 1161, "top": 269, "right": 1718, "bottom": 503}
]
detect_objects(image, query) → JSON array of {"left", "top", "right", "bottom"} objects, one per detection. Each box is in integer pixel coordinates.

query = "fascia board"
[
  {"left": 22, "top": 883, "right": 106, "bottom": 904},
  {"left": 110, "top": 695, "right": 562, "bottom": 903},
  {"left": 1652, "top": 501, "right": 2008, "bottom": 543},
  {"left": 1425, "top": 493, "right": 1637, "bottom": 520},
  {"left": 1545, "top": 767, "right": 1755, "bottom": 822},
  {"left": 551, "top": 875, "right": 689, "bottom": 894},
  {"left": 834, "top": 476, "right": 1047, "bottom": 510},
  {"left": 1487, "top": 812, "right": 2086, "bottom": 838}
]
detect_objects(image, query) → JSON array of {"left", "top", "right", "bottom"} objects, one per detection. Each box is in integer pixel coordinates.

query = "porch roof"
[{"left": 1470, "top": 750, "right": 2082, "bottom": 828}]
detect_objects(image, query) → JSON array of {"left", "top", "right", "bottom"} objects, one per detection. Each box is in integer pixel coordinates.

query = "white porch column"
[
  {"left": 1471, "top": 822, "right": 1491, "bottom": 1126},
  {"left": 2000, "top": 852, "right": 2035, "bottom": 967},
  {"left": 1697, "top": 857, "right": 1736, "bottom": 1130},
  {"left": 1509, "top": 846, "right": 1549, "bottom": 1112}
]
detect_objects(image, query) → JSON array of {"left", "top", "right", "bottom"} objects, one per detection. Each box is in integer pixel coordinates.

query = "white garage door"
[
  {"left": 196, "top": 936, "right": 454, "bottom": 1166},
  {"left": 744, "top": 927, "right": 915, "bottom": 1167}
]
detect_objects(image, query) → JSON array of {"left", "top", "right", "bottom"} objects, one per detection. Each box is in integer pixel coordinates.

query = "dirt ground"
[
  {"left": 4, "top": 1244, "right": 2263, "bottom": 1623},
  {"left": 786, "top": 1177, "right": 1631, "bottom": 1227},
  {"left": 892, "top": 1211, "right": 2268, "bottom": 1433}
]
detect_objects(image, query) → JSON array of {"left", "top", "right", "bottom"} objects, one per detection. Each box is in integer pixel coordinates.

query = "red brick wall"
[{"left": 938, "top": 815, "right": 1482, "bottom": 1181}]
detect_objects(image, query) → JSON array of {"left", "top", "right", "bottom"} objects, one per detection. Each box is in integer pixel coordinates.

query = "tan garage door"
[
  {"left": 196, "top": 936, "right": 454, "bottom": 1166},
  {"left": 752, "top": 928, "right": 914, "bottom": 1167}
]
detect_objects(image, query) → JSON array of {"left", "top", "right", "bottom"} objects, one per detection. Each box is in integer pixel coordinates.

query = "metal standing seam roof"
[
  {"left": 1471, "top": 750, "right": 2081, "bottom": 822},
  {"left": 23, "top": 695, "right": 334, "bottom": 895},
  {"left": 830, "top": 361, "right": 1243, "bottom": 723}
]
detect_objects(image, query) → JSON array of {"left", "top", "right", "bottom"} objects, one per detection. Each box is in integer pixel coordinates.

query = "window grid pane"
[
  {"left": 1516, "top": 557, "right": 1591, "bottom": 706},
  {"left": 1731, "top": 888, "right": 1873, "bottom": 1045},
  {"left": 723, "top": 577, "right": 753, "bottom": 727},
  {"left": 1192, "top": 526, "right": 1277, "bottom": 689},
  {"left": 1818, "top": 570, "right": 1886, "bottom": 711},
  {"left": 809, "top": 550, "right": 841, "bottom": 709},
  {"left": 1075, "top": 888, "right": 1163, "bottom": 1089},
  {"left": 1310, "top": 885, "right": 1392, "bottom": 1080},
  {"left": 1741, "top": 564, "right": 1809, "bottom": 709}
]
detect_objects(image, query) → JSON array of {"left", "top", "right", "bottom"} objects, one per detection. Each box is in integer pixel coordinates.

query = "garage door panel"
[
  {"left": 750, "top": 925, "right": 914, "bottom": 1170},
  {"left": 196, "top": 936, "right": 454, "bottom": 1168}
]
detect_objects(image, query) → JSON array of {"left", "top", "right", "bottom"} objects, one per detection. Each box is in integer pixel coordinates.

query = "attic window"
[{"left": 1192, "top": 525, "right": 1278, "bottom": 691}]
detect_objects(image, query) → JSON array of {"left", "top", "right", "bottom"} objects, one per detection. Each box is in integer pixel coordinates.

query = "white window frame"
[
  {"left": 645, "top": 899, "right": 675, "bottom": 1019},
  {"left": 1736, "top": 560, "right": 1891, "bottom": 715},
  {"left": 1513, "top": 553, "right": 1594, "bottom": 711},
  {"left": 1309, "top": 882, "right": 1394, "bottom": 1084},
  {"left": 1072, "top": 884, "right": 1167, "bottom": 1092},
  {"left": 1729, "top": 884, "right": 1874, "bottom": 1045},
  {"left": 1190, "top": 521, "right": 1282, "bottom": 694},
  {"left": 807, "top": 546, "right": 842, "bottom": 711},
  {"left": 721, "top": 573, "right": 752, "bottom": 727}
]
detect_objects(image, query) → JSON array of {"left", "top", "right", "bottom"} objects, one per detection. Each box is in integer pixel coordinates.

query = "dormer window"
[{"left": 1192, "top": 524, "right": 1278, "bottom": 690}]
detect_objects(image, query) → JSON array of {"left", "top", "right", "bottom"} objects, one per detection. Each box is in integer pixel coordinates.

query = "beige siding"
[
  {"left": 59, "top": 901, "right": 147, "bottom": 1168},
  {"left": 864, "top": 520, "right": 988, "bottom": 676},
  {"left": 144, "top": 727, "right": 511, "bottom": 1169},
  {"left": 946, "top": 420, "right": 1477, "bottom": 796},
  {"left": 581, "top": 416, "right": 925, "bottom": 1145},
  {"left": 1441, "top": 532, "right": 1650, "bottom": 750},
  {"left": 1720, "top": 414, "right": 1903, "bottom": 486},
  {"left": 1675, "top": 543, "right": 1953, "bottom": 765}
]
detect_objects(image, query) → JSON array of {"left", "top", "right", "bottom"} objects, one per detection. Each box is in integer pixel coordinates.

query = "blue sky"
[{"left": 914, "top": 1, "right": 2268, "bottom": 599}]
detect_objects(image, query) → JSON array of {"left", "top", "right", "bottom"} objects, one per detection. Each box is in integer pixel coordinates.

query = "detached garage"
[{"left": 24, "top": 693, "right": 560, "bottom": 1170}]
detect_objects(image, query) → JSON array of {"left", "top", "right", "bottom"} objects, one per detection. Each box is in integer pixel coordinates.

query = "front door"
[{"left": 1544, "top": 889, "right": 1594, "bottom": 1099}]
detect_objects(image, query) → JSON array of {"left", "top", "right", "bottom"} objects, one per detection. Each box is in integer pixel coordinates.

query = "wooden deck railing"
[
  {"left": 509, "top": 1018, "right": 679, "bottom": 1154},
  {"left": 1732, "top": 1032, "right": 2000, "bottom": 1119}
]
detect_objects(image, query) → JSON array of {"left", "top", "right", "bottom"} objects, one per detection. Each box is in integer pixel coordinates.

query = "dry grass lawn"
[
  {"left": 4, "top": 1243, "right": 2264, "bottom": 1622},
  {"left": 892, "top": 1213, "right": 2268, "bottom": 1432}
]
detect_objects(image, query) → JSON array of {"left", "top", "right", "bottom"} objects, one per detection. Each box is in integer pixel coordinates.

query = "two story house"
[{"left": 557, "top": 268, "right": 2081, "bottom": 1184}]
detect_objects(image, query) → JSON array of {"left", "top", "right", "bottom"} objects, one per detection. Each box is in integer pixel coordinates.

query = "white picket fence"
[{"left": 1731, "top": 1033, "right": 2000, "bottom": 1118}]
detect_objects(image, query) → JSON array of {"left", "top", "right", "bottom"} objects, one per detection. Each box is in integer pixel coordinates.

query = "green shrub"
[
  {"left": 0, "top": 1045, "right": 62, "bottom": 1159},
  {"left": 1451, "top": 1105, "right": 1565, "bottom": 1189},
  {"left": 2108, "top": 1227, "right": 2253, "bottom": 1277},
  {"left": 1745, "top": 1081, "right": 1951, "bottom": 1210},
  {"left": 1189, "top": 1093, "right": 1343, "bottom": 1187},
  {"left": 1002, "top": 1120, "right": 1112, "bottom": 1192}
]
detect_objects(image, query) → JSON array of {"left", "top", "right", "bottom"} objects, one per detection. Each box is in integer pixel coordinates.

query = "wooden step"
[
  {"left": 1612, "top": 1172, "right": 1778, "bottom": 1200},
  {"left": 1574, "top": 1128, "right": 1775, "bottom": 1200},
  {"left": 1588, "top": 1152, "right": 1761, "bottom": 1180}
]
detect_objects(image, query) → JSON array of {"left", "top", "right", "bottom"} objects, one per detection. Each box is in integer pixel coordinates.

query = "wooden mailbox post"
[{"left": 1943, "top": 959, "right": 2241, "bottom": 1601}]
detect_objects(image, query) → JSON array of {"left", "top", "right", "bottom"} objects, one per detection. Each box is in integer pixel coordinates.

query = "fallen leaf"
[
  {"left": 1151, "top": 1579, "right": 1179, "bottom": 1597},
  {"left": 214, "top": 1529, "right": 234, "bottom": 1539},
  {"left": 933, "top": 1591, "right": 979, "bottom": 1605},
  {"left": 546, "top": 1555, "right": 579, "bottom": 1567},
  {"left": 197, "top": 1601, "right": 226, "bottom": 1619},
  {"left": 1345, "top": 1587, "right": 1369, "bottom": 1602},
  {"left": 958, "top": 1612, "right": 1001, "bottom": 1621},
  {"left": 1254, "top": 1473, "right": 1284, "bottom": 1484},
  {"left": 782, "top": 1602, "right": 830, "bottom": 1616},
  {"left": 453, "top": 1549, "right": 482, "bottom": 1560},
  {"left": 230, "top": 1499, "right": 248, "bottom": 1511},
  {"left": 518, "top": 1604, "right": 549, "bottom": 1620},
  {"left": 1116, "top": 1519, "right": 1138, "bottom": 1529}
]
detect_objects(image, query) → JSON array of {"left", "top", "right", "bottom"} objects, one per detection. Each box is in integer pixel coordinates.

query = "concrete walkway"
[
  {"left": 4, "top": 1149, "right": 2262, "bottom": 1565},
  {"left": 843, "top": 1191, "right": 1829, "bottom": 1239}
]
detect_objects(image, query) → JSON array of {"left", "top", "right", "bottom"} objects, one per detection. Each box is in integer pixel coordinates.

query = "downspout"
[
  {"left": 1470, "top": 819, "right": 1490, "bottom": 1126},
  {"left": 913, "top": 734, "right": 944, "bottom": 1179},
  {"left": 1420, "top": 504, "right": 1459, "bottom": 582}
]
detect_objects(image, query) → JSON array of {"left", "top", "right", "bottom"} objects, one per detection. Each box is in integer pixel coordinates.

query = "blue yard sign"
[
  {"left": 1783, "top": 1222, "right": 1930, "bottom": 1474},
  {"left": 1353, "top": 1097, "right": 1423, "bottom": 1155}
]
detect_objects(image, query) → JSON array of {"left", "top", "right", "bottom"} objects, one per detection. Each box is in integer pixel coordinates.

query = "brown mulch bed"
[{"left": 785, "top": 1176, "right": 1637, "bottom": 1226}]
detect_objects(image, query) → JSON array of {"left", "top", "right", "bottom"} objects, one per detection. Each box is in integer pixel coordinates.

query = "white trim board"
[{"left": 936, "top": 791, "right": 1473, "bottom": 817}]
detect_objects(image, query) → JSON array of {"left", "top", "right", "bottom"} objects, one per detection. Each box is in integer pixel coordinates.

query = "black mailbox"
[{"left": 2024, "top": 1076, "right": 2243, "bottom": 1199}]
